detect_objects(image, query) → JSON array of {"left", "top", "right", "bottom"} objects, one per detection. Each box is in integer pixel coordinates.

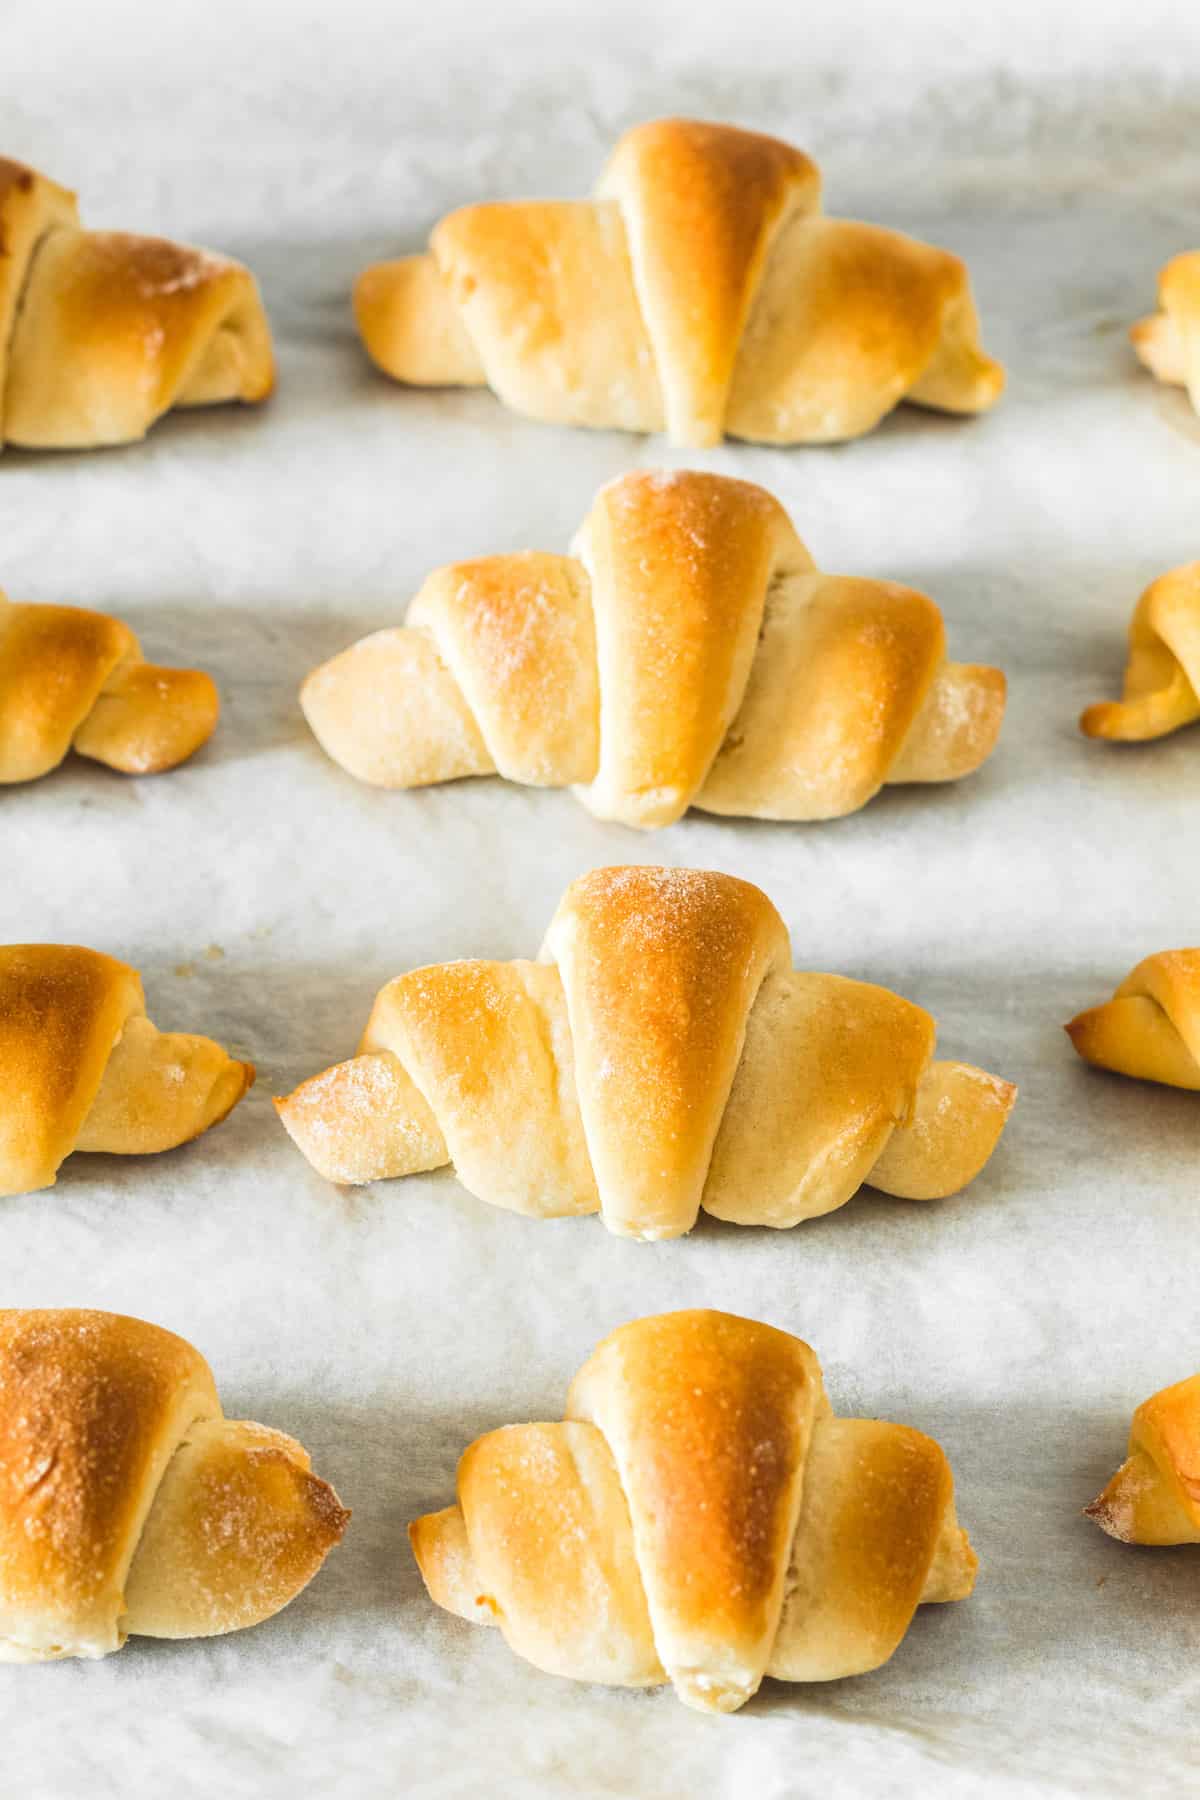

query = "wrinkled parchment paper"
[{"left": 6, "top": 2, "right": 1200, "bottom": 1793}]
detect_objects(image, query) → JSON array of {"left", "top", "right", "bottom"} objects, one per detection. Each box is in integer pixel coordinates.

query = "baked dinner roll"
[
  {"left": 411, "top": 1309, "right": 977, "bottom": 1713},
  {"left": 0, "top": 1309, "right": 348, "bottom": 1659},
  {"left": 1066, "top": 950, "right": 1200, "bottom": 1090},
  {"left": 355, "top": 118, "right": 1004, "bottom": 447},
  {"left": 0, "top": 945, "right": 254, "bottom": 1196},
  {"left": 1131, "top": 252, "right": 1200, "bottom": 416},
  {"left": 0, "top": 590, "right": 219, "bottom": 782},
  {"left": 0, "top": 157, "right": 273, "bottom": 450},
  {"left": 1087, "top": 1374, "right": 1200, "bottom": 1545},
  {"left": 1079, "top": 564, "right": 1200, "bottom": 743},
  {"left": 277, "top": 866, "right": 1015, "bottom": 1238},
  {"left": 301, "top": 469, "right": 1006, "bottom": 827}
]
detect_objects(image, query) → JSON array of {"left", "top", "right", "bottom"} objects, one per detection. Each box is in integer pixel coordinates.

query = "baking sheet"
[{"left": 5, "top": 2, "right": 1200, "bottom": 1793}]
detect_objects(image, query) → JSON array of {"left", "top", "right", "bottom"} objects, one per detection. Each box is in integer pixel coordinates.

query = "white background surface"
[{"left": 5, "top": 1, "right": 1200, "bottom": 1793}]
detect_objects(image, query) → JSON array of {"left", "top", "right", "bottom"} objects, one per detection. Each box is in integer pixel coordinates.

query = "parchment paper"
[{"left": 5, "top": 3, "right": 1200, "bottom": 1793}]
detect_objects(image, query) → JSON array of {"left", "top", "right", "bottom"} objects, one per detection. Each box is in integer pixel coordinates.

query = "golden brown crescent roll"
[
  {"left": 1066, "top": 950, "right": 1200, "bottom": 1090},
  {"left": 410, "top": 1309, "right": 977, "bottom": 1713},
  {"left": 0, "top": 945, "right": 254, "bottom": 1196},
  {"left": 1086, "top": 1374, "right": 1200, "bottom": 1545},
  {"left": 1079, "top": 564, "right": 1200, "bottom": 743},
  {"left": 0, "top": 1309, "right": 348, "bottom": 1660},
  {"left": 354, "top": 118, "right": 1003, "bottom": 447},
  {"left": 277, "top": 866, "right": 1015, "bottom": 1239},
  {"left": 1131, "top": 252, "right": 1200, "bottom": 416},
  {"left": 301, "top": 469, "right": 1006, "bottom": 828},
  {"left": 0, "top": 157, "right": 273, "bottom": 450},
  {"left": 0, "top": 591, "right": 219, "bottom": 782}
]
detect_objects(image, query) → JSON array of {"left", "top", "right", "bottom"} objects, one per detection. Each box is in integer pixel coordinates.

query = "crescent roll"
[
  {"left": 1066, "top": 950, "right": 1200, "bottom": 1090},
  {"left": 276, "top": 866, "right": 1016, "bottom": 1239},
  {"left": 1087, "top": 1374, "right": 1200, "bottom": 1546},
  {"left": 1131, "top": 252, "right": 1200, "bottom": 416},
  {"left": 0, "top": 591, "right": 219, "bottom": 782},
  {"left": 355, "top": 117, "right": 1004, "bottom": 447},
  {"left": 1080, "top": 564, "right": 1200, "bottom": 743},
  {"left": 301, "top": 469, "right": 1006, "bottom": 828},
  {"left": 0, "top": 1309, "right": 348, "bottom": 1660},
  {"left": 411, "top": 1309, "right": 977, "bottom": 1713},
  {"left": 0, "top": 157, "right": 273, "bottom": 450},
  {"left": 0, "top": 944, "right": 254, "bottom": 1196}
]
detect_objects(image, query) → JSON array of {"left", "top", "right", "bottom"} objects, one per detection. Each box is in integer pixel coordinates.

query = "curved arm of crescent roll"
[
  {"left": 354, "top": 255, "right": 486, "bottom": 387},
  {"left": 410, "top": 1413, "right": 977, "bottom": 1696},
  {"left": 122, "top": 1418, "right": 350, "bottom": 1639},
  {"left": 869, "top": 1060, "right": 1017, "bottom": 1201},
  {"left": 410, "top": 1479, "right": 972, "bottom": 1626},
  {"left": 278, "top": 1050, "right": 1014, "bottom": 1209},
  {"left": 72, "top": 662, "right": 220, "bottom": 775},
  {"left": 411, "top": 1491, "right": 972, "bottom": 1633},
  {"left": 75, "top": 1014, "right": 254, "bottom": 1155},
  {"left": 303, "top": 637, "right": 1007, "bottom": 800},
  {"left": 889, "top": 663, "right": 1007, "bottom": 785},
  {"left": 359, "top": 249, "right": 1010, "bottom": 417}
]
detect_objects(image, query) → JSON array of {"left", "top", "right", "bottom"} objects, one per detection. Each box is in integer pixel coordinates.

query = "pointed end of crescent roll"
[
  {"left": 1129, "top": 312, "right": 1156, "bottom": 354},
  {"left": 869, "top": 1059, "right": 1016, "bottom": 1202},
  {"left": 409, "top": 1505, "right": 496, "bottom": 1626},
  {"left": 123, "top": 1418, "right": 349, "bottom": 1640},
  {"left": 1079, "top": 685, "right": 1198, "bottom": 742},
  {"left": 1084, "top": 1445, "right": 1200, "bottom": 1546},
  {"left": 1065, "top": 1004, "right": 1132, "bottom": 1075},
  {"left": 207, "top": 1057, "right": 256, "bottom": 1133},
  {"left": 174, "top": 1045, "right": 254, "bottom": 1145},
  {"left": 1084, "top": 1475, "right": 1137, "bottom": 1543},
  {"left": 1065, "top": 993, "right": 1200, "bottom": 1089},
  {"left": 174, "top": 269, "right": 276, "bottom": 409},
  {"left": 977, "top": 352, "right": 1007, "bottom": 408},
  {"left": 301, "top": 627, "right": 495, "bottom": 790},
  {"left": 75, "top": 1015, "right": 254, "bottom": 1157},
  {"left": 920, "top": 1496, "right": 980, "bottom": 1603},
  {"left": 72, "top": 665, "right": 220, "bottom": 774},
  {"left": 354, "top": 254, "right": 486, "bottom": 387},
  {"left": 1079, "top": 699, "right": 1132, "bottom": 741},
  {"left": 1130, "top": 311, "right": 1185, "bottom": 386},
  {"left": 940, "top": 347, "right": 1005, "bottom": 415},
  {"left": 907, "top": 314, "right": 1006, "bottom": 416},
  {"left": 890, "top": 662, "right": 1007, "bottom": 785},
  {"left": 276, "top": 1051, "right": 449, "bottom": 1185}
]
